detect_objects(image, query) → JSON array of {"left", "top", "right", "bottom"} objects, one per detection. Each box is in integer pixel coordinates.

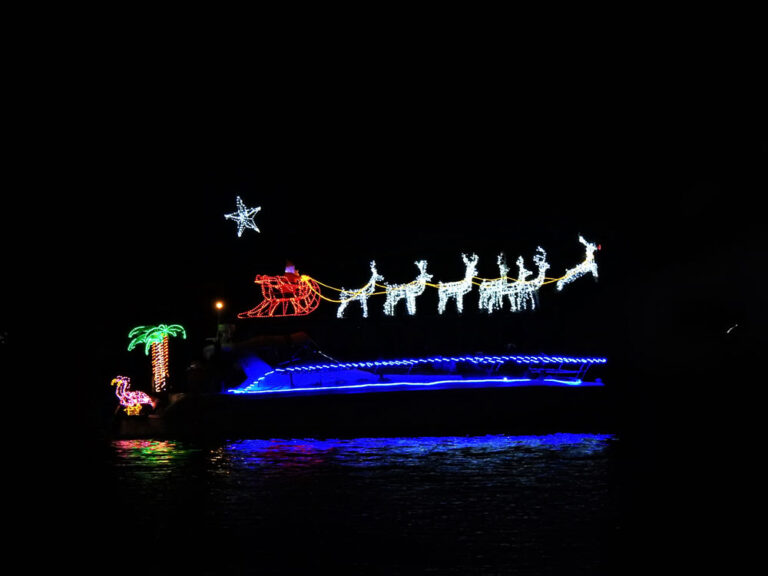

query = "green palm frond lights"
[{"left": 128, "top": 324, "right": 187, "bottom": 355}]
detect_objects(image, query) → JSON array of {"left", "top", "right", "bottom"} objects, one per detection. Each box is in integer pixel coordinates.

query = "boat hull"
[{"left": 112, "top": 385, "right": 614, "bottom": 439}]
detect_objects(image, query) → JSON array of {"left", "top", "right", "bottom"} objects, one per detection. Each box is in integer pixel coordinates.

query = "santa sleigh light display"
[
  {"left": 237, "top": 236, "right": 600, "bottom": 320},
  {"left": 238, "top": 263, "right": 321, "bottom": 318}
]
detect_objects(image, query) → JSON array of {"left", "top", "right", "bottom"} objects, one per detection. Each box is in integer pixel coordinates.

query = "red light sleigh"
[{"left": 238, "top": 265, "right": 321, "bottom": 318}]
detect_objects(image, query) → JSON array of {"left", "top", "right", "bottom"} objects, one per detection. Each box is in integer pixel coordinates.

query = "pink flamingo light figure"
[{"left": 111, "top": 376, "right": 155, "bottom": 415}]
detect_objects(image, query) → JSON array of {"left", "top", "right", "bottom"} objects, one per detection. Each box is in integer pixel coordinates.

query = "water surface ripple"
[{"left": 98, "top": 434, "right": 618, "bottom": 575}]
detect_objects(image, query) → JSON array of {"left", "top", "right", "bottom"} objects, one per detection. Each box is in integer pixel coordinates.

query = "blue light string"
[
  {"left": 229, "top": 377, "right": 590, "bottom": 395},
  {"left": 277, "top": 354, "right": 605, "bottom": 372},
  {"left": 232, "top": 354, "right": 606, "bottom": 394}
]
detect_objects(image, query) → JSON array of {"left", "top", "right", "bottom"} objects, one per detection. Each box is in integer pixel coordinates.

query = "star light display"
[
  {"left": 224, "top": 196, "right": 261, "bottom": 237},
  {"left": 111, "top": 375, "right": 154, "bottom": 415},
  {"left": 128, "top": 324, "right": 186, "bottom": 393}
]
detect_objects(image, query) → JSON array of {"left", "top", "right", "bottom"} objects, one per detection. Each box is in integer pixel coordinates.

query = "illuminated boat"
[
  {"left": 112, "top": 350, "right": 613, "bottom": 439},
  {"left": 228, "top": 353, "right": 606, "bottom": 397}
]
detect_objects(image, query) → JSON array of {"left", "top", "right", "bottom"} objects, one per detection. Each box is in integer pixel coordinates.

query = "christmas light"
[
  {"left": 224, "top": 196, "right": 261, "bottom": 237},
  {"left": 128, "top": 324, "right": 186, "bottom": 393},
  {"left": 528, "top": 247, "right": 550, "bottom": 304},
  {"left": 230, "top": 377, "right": 597, "bottom": 396},
  {"left": 234, "top": 353, "right": 606, "bottom": 392},
  {"left": 478, "top": 254, "right": 510, "bottom": 313},
  {"left": 238, "top": 265, "right": 321, "bottom": 318},
  {"left": 265, "top": 353, "right": 606, "bottom": 373},
  {"left": 556, "top": 236, "right": 599, "bottom": 291},
  {"left": 503, "top": 247, "right": 550, "bottom": 312},
  {"left": 507, "top": 255, "right": 534, "bottom": 311},
  {"left": 236, "top": 237, "right": 599, "bottom": 319},
  {"left": 477, "top": 248, "right": 550, "bottom": 313},
  {"left": 437, "top": 254, "right": 478, "bottom": 314},
  {"left": 383, "top": 260, "right": 433, "bottom": 316},
  {"left": 337, "top": 261, "right": 384, "bottom": 318},
  {"left": 111, "top": 376, "right": 154, "bottom": 415}
]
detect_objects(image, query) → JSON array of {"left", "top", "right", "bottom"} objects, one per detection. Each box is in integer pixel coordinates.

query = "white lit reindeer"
[
  {"left": 478, "top": 254, "right": 510, "bottom": 313},
  {"left": 479, "top": 247, "right": 550, "bottom": 313},
  {"left": 437, "top": 253, "right": 479, "bottom": 314},
  {"left": 503, "top": 247, "right": 549, "bottom": 312},
  {"left": 383, "top": 260, "right": 433, "bottom": 316},
  {"left": 556, "top": 236, "right": 598, "bottom": 291},
  {"left": 337, "top": 261, "right": 384, "bottom": 318}
]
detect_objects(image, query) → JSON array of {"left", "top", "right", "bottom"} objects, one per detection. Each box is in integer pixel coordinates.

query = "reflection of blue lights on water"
[{"left": 222, "top": 433, "right": 614, "bottom": 469}]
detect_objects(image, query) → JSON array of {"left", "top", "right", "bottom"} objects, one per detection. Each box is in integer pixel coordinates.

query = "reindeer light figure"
[
  {"left": 437, "top": 253, "right": 479, "bottom": 314},
  {"left": 478, "top": 254, "right": 510, "bottom": 313},
  {"left": 337, "top": 261, "right": 384, "bottom": 318},
  {"left": 504, "top": 256, "right": 534, "bottom": 312},
  {"left": 556, "top": 236, "right": 599, "bottom": 291},
  {"left": 111, "top": 375, "right": 154, "bottom": 416},
  {"left": 504, "top": 247, "right": 550, "bottom": 312},
  {"left": 383, "top": 260, "right": 433, "bottom": 316}
]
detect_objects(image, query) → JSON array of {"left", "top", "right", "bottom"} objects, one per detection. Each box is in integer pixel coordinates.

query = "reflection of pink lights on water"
[{"left": 113, "top": 439, "right": 179, "bottom": 461}]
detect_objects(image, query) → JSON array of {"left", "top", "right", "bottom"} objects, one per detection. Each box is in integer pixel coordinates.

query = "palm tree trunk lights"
[{"left": 128, "top": 324, "right": 186, "bottom": 393}]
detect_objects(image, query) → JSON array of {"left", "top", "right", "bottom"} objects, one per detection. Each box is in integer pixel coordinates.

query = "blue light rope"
[
  {"left": 232, "top": 354, "right": 606, "bottom": 393},
  {"left": 229, "top": 377, "right": 590, "bottom": 395},
  {"left": 276, "top": 354, "right": 605, "bottom": 373}
]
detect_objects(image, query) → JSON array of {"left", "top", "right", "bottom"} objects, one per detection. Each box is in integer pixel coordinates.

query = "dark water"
[{"left": 69, "top": 433, "right": 635, "bottom": 575}]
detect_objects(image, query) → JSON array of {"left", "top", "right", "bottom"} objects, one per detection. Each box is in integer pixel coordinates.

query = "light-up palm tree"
[{"left": 128, "top": 324, "right": 186, "bottom": 393}]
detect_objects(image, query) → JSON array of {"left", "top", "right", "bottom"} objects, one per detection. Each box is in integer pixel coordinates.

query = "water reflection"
[
  {"left": 106, "top": 433, "right": 617, "bottom": 574},
  {"left": 222, "top": 433, "right": 613, "bottom": 466},
  {"left": 112, "top": 439, "right": 200, "bottom": 463},
  {"left": 110, "top": 434, "right": 613, "bottom": 473}
]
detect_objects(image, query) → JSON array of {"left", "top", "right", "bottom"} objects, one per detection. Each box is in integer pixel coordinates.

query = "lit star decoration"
[{"left": 224, "top": 196, "right": 261, "bottom": 237}]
